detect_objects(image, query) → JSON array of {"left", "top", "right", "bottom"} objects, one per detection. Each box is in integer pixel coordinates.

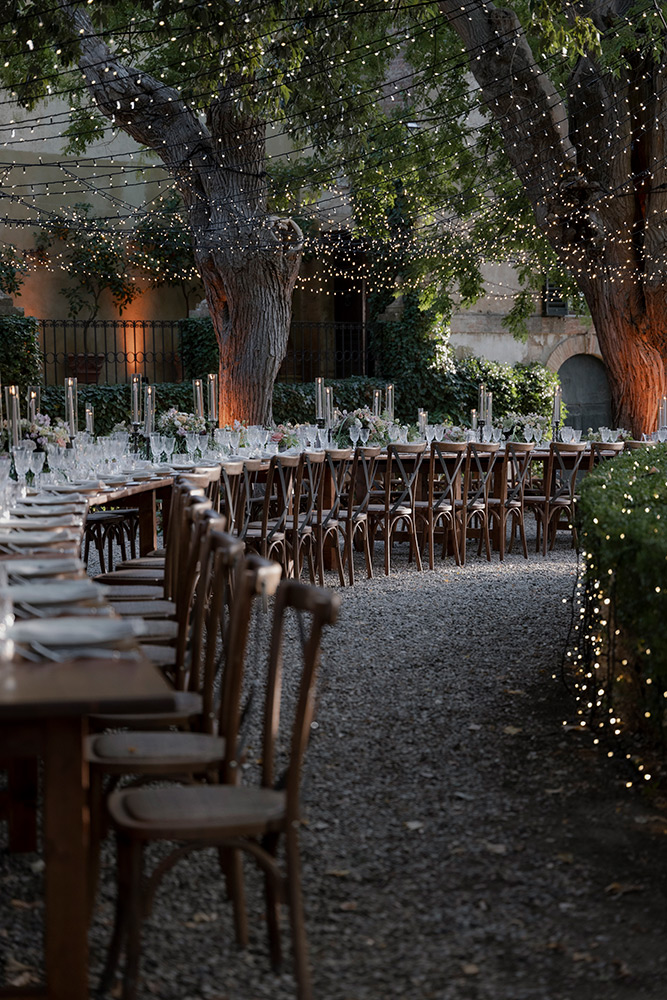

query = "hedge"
[
  {"left": 576, "top": 445, "right": 667, "bottom": 745},
  {"left": 0, "top": 315, "right": 42, "bottom": 388}
]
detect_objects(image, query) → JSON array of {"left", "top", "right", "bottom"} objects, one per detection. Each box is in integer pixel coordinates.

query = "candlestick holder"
[
  {"left": 131, "top": 421, "right": 146, "bottom": 458},
  {"left": 478, "top": 419, "right": 485, "bottom": 442},
  {"left": 551, "top": 421, "right": 560, "bottom": 444}
]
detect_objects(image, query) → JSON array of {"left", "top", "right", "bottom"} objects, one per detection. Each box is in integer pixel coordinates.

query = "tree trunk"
[{"left": 198, "top": 243, "right": 300, "bottom": 426}]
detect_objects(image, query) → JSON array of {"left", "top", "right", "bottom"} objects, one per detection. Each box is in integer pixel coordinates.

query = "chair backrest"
[
  {"left": 183, "top": 466, "right": 222, "bottom": 510},
  {"left": 545, "top": 442, "right": 588, "bottom": 502},
  {"left": 503, "top": 441, "right": 534, "bottom": 505},
  {"left": 345, "top": 446, "right": 382, "bottom": 519},
  {"left": 292, "top": 451, "right": 326, "bottom": 535},
  {"left": 260, "top": 581, "right": 340, "bottom": 821},
  {"left": 236, "top": 459, "right": 269, "bottom": 539},
  {"left": 429, "top": 441, "right": 466, "bottom": 514},
  {"left": 385, "top": 443, "right": 427, "bottom": 517},
  {"left": 162, "top": 480, "right": 205, "bottom": 600},
  {"left": 590, "top": 441, "right": 624, "bottom": 465},
  {"left": 216, "top": 551, "right": 283, "bottom": 782},
  {"left": 263, "top": 454, "right": 300, "bottom": 545},
  {"left": 318, "top": 448, "right": 354, "bottom": 529},
  {"left": 463, "top": 442, "right": 500, "bottom": 507},
  {"left": 219, "top": 460, "right": 244, "bottom": 534},
  {"left": 173, "top": 501, "right": 219, "bottom": 687}
]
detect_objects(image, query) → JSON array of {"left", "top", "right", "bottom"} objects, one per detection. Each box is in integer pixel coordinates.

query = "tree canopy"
[{"left": 1, "top": 0, "right": 666, "bottom": 429}]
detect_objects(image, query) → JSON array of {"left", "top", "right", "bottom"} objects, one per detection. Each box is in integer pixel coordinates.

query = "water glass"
[
  {"left": 12, "top": 446, "right": 31, "bottom": 485},
  {"left": 560, "top": 426, "right": 574, "bottom": 444},
  {"left": 349, "top": 424, "right": 360, "bottom": 447},
  {"left": 29, "top": 450, "right": 45, "bottom": 488}
]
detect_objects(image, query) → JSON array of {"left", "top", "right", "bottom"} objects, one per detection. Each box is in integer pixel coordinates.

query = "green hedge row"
[
  {"left": 39, "top": 367, "right": 556, "bottom": 438},
  {"left": 177, "top": 316, "right": 559, "bottom": 423},
  {"left": 577, "top": 445, "right": 667, "bottom": 738},
  {"left": 0, "top": 315, "right": 42, "bottom": 388}
]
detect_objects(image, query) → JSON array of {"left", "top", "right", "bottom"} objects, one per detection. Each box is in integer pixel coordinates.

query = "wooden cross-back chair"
[
  {"left": 288, "top": 450, "right": 327, "bottom": 581},
  {"left": 368, "top": 442, "right": 426, "bottom": 575},
  {"left": 415, "top": 440, "right": 467, "bottom": 569},
  {"left": 339, "top": 445, "right": 381, "bottom": 586},
  {"left": 86, "top": 538, "right": 282, "bottom": 915},
  {"left": 241, "top": 454, "right": 300, "bottom": 575},
  {"left": 101, "top": 579, "right": 339, "bottom": 1000},
  {"left": 525, "top": 441, "right": 587, "bottom": 555},
  {"left": 457, "top": 442, "right": 500, "bottom": 564},
  {"left": 487, "top": 441, "right": 534, "bottom": 560},
  {"left": 311, "top": 447, "right": 353, "bottom": 586}
]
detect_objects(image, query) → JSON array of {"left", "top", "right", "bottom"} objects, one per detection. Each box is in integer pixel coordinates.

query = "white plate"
[
  {"left": 10, "top": 616, "right": 147, "bottom": 647},
  {"left": 0, "top": 529, "right": 80, "bottom": 545},
  {"left": 13, "top": 504, "right": 86, "bottom": 517},
  {"left": 47, "top": 481, "right": 104, "bottom": 494},
  {"left": 23, "top": 493, "right": 87, "bottom": 504},
  {"left": 8, "top": 580, "right": 107, "bottom": 605},
  {"left": 5, "top": 558, "right": 83, "bottom": 578}
]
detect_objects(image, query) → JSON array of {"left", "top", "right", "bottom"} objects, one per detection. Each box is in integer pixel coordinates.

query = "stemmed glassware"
[
  {"left": 29, "top": 450, "right": 45, "bottom": 488},
  {"left": 185, "top": 432, "right": 199, "bottom": 461},
  {"left": 162, "top": 436, "right": 175, "bottom": 463},
  {"left": 12, "top": 445, "right": 31, "bottom": 489},
  {"left": 349, "top": 423, "right": 361, "bottom": 448},
  {"left": 359, "top": 427, "right": 370, "bottom": 446}
]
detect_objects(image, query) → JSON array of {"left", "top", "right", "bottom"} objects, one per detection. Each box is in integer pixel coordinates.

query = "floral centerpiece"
[
  {"left": 502, "top": 411, "right": 552, "bottom": 442},
  {"left": 270, "top": 424, "right": 300, "bottom": 450},
  {"left": 157, "top": 408, "right": 207, "bottom": 438},
  {"left": 333, "top": 407, "right": 391, "bottom": 447},
  {"left": 12, "top": 414, "right": 71, "bottom": 450}
]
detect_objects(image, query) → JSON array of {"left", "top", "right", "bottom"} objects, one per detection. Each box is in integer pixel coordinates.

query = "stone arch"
[{"left": 545, "top": 330, "right": 601, "bottom": 372}]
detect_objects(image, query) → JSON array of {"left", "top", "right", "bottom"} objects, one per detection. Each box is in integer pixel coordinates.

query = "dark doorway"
[{"left": 558, "top": 353, "right": 612, "bottom": 431}]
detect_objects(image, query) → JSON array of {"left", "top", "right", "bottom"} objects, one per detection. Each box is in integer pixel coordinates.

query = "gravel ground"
[{"left": 3, "top": 528, "right": 667, "bottom": 1000}]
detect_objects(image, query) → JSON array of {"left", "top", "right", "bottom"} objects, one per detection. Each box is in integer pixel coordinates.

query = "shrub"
[
  {"left": 576, "top": 445, "right": 667, "bottom": 746},
  {"left": 0, "top": 315, "right": 42, "bottom": 388},
  {"left": 178, "top": 317, "right": 218, "bottom": 380}
]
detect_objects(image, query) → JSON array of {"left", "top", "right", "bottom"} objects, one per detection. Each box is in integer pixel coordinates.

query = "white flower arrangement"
[{"left": 157, "top": 407, "right": 206, "bottom": 437}]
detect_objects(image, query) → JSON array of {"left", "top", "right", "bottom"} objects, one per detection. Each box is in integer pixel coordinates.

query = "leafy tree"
[
  {"left": 130, "top": 192, "right": 202, "bottom": 317},
  {"left": 434, "top": 0, "right": 667, "bottom": 434},
  {"left": 34, "top": 203, "right": 140, "bottom": 327}
]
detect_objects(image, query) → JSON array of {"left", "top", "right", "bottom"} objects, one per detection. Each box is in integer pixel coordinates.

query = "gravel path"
[{"left": 3, "top": 531, "right": 667, "bottom": 999}]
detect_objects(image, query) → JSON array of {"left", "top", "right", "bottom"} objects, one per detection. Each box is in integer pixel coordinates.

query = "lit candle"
[
  {"left": 552, "top": 387, "right": 562, "bottom": 424},
  {"left": 325, "top": 386, "right": 333, "bottom": 428},
  {"left": 486, "top": 391, "right": 493, "bottom": 427},
  {"left": 193, "top": 379, "right": 204, "bottom": 419},
  {"left": 315, "top": 377, "right": 324, "bottom": 421},
  {"left": 478, "top": 383, "right": 487, "bottom": 422},
  {"left": 144, "top": 385, "right": 154, "bottom": 436},
  {"left": 373, "top": 389, "right": 382, "bottom": 417},
  {"left": 65, "top": 377, "right": 77, "bottom": 437},
  {"left": 27, "top": 388, "right": 38, "bottom": 423},
  {"left": 6, "top": 386, "right": 20, "bottom": 449},
  {"left": 471, "top": 408, "right": 477, "bottom": 430},
  {"left": 131, "top": 374, "right": 142, "bottom": 424},
  {"left": 207, "top": 373, "right": 218, "bottom": 423},
  {"left": 385, "top": 384, "right": 394, "bottom": 422},
  {"left": 85, "top": 406, "right": 94, "bottom": 436},
  {"left": 418, "top": 409, "right": 427, "bottom": 435}
]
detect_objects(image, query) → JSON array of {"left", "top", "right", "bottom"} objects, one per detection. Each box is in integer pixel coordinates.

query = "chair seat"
[
  {"left": 115, "top": 556, "right": 165, "bottom": 570},
  {"left": 108, "top": 784, "right": 286, "bottom": 837},
  {"left": 102, "top": 584, "right": 165, "bottom": 600},
  {"left": 110, "top": 599, "right": 176, "bottom": 619},
  {"left": 89, "top": 690, "right": 202, "bottom": 730},
  {"left": 95, "top": 567, "right": 165, "bottom": 585},
  {"left": 87, "top": 731, "right": 224, "bottom": 769}
]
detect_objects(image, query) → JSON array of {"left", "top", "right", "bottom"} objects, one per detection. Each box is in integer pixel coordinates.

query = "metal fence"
[{"left": 39, "top": 318, "right": 371, "bottom": 385}]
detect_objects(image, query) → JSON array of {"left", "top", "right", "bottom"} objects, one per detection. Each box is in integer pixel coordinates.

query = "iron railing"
[{"left": 39, "top": 318, "right": 372, "bottom": 385}]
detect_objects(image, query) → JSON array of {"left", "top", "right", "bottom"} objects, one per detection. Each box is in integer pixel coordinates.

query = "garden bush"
[
  {"left": 577, "top": 445, "right": 667, "bottom": 743},
  {"left": 0, "top": 315, "right": 42, "bottom": 388}
]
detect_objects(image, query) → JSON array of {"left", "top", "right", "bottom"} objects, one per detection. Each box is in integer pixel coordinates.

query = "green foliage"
[
  {"left": 0, "top": 315, "right": 42, "bottom": 388},
  {"left": 34, "top": 204, "right": 140, "bottom": 324},
  {"left": 131, "top": 193, "right": 202, "bottom": 316},
  {"left": 0, "top": 248, "right": 25, "bottom": 297},
  {"left": 578, "top": 446, "right": 667, "bottom": 737},
  {"left": 178, "top": 318, "right": 219, "bottom": 381},
  {"left": 40, "top": 382, "right": 198, "bottom": 437}
]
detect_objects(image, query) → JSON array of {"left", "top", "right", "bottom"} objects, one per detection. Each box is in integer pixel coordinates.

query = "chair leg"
[
  {"left": 262, "top": 832, "right": 283, "bottom": 970},
  {"left": 88, "top": 770, "right": 106, "bottom": 918},
  {"left": 100, "top": 834, "right": 142, "bottom": 998},
  {"left": 285, "top": 826, "right": 312, "bottom": 1000},
  {"left": 221, "top": 846, "right": 248, "bottom": 948},
  {"left": 121, "top": 840, "right": 145, "bottom": 1000}
]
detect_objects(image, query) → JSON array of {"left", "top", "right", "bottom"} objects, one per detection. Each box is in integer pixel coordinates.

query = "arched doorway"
[{"left": 558, "top": 354, "right": 612, "bottom": 431}]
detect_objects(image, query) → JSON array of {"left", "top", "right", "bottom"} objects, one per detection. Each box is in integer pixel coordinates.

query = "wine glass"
[
  {"left": 12, "top": 446, "right": 31, "bottom": 488},
  {"left": 560, "top": 426, "right": 574, "bottom": 444},
  {"left": 162, "top": 435, "right": 175, "bottom": 463},
  {"left": 523, "top": 424, "right": 534, "bottom": 443},
  {"left": 29, "top": 450, "right": 45, "bottom": 489},
  {"left": 359, "top": 427, "right": 370, "bottom": 446},
  {"left": 184, "top": 432, "right": 198, "bottom": 461},
  {"left": 349, "top": 424, "right": 361, "bottom": 447}
]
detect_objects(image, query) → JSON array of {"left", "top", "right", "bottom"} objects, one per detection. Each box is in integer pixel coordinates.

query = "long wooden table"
[{"left": 0, "top": 655, "right": 176, "bottom": 1000}]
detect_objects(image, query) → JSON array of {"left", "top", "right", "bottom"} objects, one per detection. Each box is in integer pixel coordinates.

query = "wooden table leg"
[
  {"left": 135, "top": 490, "right": 157, "bottom": 556},
  {"left": 43, "top": 718, "right": 89, "bottom": 1000},
  {"left": 7, "top": 757, "right": 38, "bottom": 852}
]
